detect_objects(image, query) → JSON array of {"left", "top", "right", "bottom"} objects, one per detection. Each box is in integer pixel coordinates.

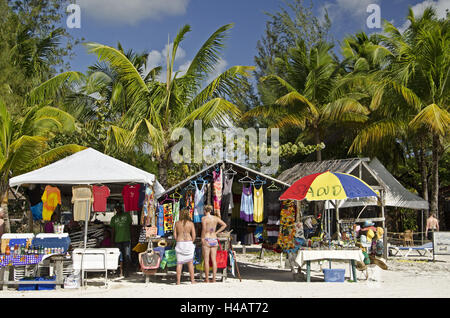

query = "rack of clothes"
[{"left": 154, "top": 163, "right": 291, "bottom": 252}]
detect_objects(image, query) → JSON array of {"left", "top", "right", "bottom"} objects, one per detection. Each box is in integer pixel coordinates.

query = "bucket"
[{"left": 323, "top": 269, "right": 345, "bottom": 282}]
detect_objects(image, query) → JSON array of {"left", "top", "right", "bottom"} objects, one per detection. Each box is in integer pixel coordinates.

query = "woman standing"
[
  {"left": 201, "top": 205, "right": 227, "bottom": 283},
  {"left": 174, "top": 208, "right": 196, "bottom": 285}
]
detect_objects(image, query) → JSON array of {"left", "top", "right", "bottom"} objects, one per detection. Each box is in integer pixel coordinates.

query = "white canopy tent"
[
  {"left": 9, "top": 148, "right": 165, "bottom": 194},
  {"left": 9, "top": 148, "right": 164, "bottom": 254}
]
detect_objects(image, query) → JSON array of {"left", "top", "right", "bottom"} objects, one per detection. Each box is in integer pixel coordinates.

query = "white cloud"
[
  {"left": 398, "top": 0, "right": 450, "bottom": 33},
  {"left": 322, "top": 0, "right": 379, "bottom": 23},
  {"left": 145, "top": 43, "right": 187, "bottom": 78},
  {"left": 206, "top": 58, "right": 228, "bottom": 84},
  {"left": 77, "top": 0, "right": 189, "bottom": 25}
]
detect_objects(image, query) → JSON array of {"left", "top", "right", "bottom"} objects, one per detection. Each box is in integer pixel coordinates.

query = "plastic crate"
[
  {"left": 37, "top": 276, "right": 56, "bottom": 290},
  {"left": 18, "top": 277, "right": 37, "bottom": 291},
  {"left": 323, "top": 269, "right": 346, "bottom": 282}
]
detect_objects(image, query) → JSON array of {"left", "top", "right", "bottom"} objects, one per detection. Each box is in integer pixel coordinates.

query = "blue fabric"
[
  {"left": 240, "top": 185, "right": 253, "bottom": 222},
  {"left": 333, "top": 173, "right": 377, "bottom": 198},
  {"left": 31, "top": 202, "right": 43, "bottom": 220},
  {"left": 157, "top": 205, "right": 164, "bottom": 236},
  {"left": 193, "top": 182, "right": 205, "bottom": 223}
]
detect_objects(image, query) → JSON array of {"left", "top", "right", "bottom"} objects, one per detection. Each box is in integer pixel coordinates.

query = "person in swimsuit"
[
  {"left": 426, "top": 213, "right": 439, "bottom": 241},
  {"left": 201, "top": 205, "right": 227, "bottom": 283},
  {"left": 174, "top": 208, "right": 196, "bottom": 285}
]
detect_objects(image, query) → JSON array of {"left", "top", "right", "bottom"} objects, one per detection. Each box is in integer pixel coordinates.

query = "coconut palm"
[
  {"left": 350, "top": 7, "right": 449, "bottom": 216},
  {"left": 243, "top": 39, "right": 369, "bottom": 161},
  {"left": 0, "top": 96, "right": 85, "bottom": 232},
  {"left": 86, "top": 24, "right": 254, "bottom": 187}
]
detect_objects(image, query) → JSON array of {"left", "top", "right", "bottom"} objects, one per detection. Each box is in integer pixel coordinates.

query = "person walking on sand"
[
  {"left": 426, "top": 213, "right": 439, "bottom": 241},
  {"left": 201, "top": 205, "right": 226, "bottom": 283},
  {"left": 174, "top": 208, "right": 197, "bottom": 285}
]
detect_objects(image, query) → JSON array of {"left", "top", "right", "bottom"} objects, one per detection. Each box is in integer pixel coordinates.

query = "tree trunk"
[
  {"left": 0, "top": 182, "right": 11, "bottom": 234},
  {"left": 429, "top": 134, "right": 440, "bottom": 217},
  {"left": 158, "top": 156, "right": 170, "bottom": 190},
  {"left": 314, "top": 130, "right": 322, "bottom": 162}
]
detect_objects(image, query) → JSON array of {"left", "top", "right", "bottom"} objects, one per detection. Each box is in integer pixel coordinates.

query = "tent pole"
[
  {"left": 81, "top": 199, "right": 89, "bottom": 286},
  {"left": 421, "top": 210, "right": 424, "bottom": 245}
]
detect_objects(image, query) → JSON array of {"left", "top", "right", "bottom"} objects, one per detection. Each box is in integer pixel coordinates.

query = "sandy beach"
[{"left": 2, "top": 252, "right": 449, "bottom": 298}]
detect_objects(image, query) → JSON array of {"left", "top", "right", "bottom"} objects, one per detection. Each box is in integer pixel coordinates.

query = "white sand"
[{"left": 2, "top": 253, "right": 450, "bottom": 298}]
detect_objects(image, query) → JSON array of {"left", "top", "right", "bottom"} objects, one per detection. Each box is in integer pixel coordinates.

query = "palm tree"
[
  {"left": 86, "top": 24, "right": 254, "bottom": 188},
  {"left": 243, "top": 40, "right": 368, "bottom": 161},
  {"left": 350, "top": 7, "right": 449, "bottom": 216},
  {"left": 0, "top": 96, "right": 85, "bottom": 233}
]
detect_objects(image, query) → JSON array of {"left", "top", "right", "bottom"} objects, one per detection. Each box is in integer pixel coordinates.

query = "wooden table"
[
  {"left": 294, "top": 249, "right": 365, "bottom": 282},
  {"left": 145, "top": 237, "right": 230, "bottom": 282},
  {"left": 0, "top": 255, "right": 65, "bottom": 290}
]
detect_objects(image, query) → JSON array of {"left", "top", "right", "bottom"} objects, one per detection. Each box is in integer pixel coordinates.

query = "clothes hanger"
[
  {"left": 224, "top": 164, "right": 237, "bottom": 176},
  {"left": 267, "top": 181, "right": 281, "bottom": 192},
  {"left": 159, "top": 194, "right": 174, "bottom": 204},
  {"left": 238, "top": 171, "right": 255, "bottom": 184},
  {"left": 252, "top": 176, "right": 266, "bottom": 189},
  {"left": 169, "top": 189, "right": 182, "bottom": 200}
]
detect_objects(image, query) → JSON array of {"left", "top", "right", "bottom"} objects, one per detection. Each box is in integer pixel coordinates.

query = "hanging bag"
[
  {"left": 210, "top": 240, "right": 228, "bottom": 269},
  {"left": 139, "top": 241, "right": 161, "bottom": 270}
]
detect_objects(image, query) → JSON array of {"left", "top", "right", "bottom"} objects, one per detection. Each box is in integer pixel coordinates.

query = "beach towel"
[{"left": 175, "top": 241, "right": 195, "bottom": 264}]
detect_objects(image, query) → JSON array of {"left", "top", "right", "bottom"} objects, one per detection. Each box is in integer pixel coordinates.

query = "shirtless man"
[
  {"left": 174, "top": 208, "right": 196, "bottom": 285},
  {"left": 426, "top": 213, "right": 439, "bottom": 241},
  {"left": 201, "top": 205, "right": 226, "bottom": 283}
]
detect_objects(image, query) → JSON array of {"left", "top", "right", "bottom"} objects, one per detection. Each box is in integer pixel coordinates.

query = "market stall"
[
  {"left": 145, "top": 159, "right": 290, "bottom": 282},
  {"left": 2, "top": 148, "right": 164, "bottom": 289},
  {"left": 278, "top": 170, "right": 381, "bottom": 282}
]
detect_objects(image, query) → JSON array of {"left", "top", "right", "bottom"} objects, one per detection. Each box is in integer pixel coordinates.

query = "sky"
[{"left": 66, "top": 0, "right": 450, "bottom": 78}]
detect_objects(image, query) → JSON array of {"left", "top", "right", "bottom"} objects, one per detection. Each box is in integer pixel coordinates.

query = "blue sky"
[{"left": 66, "top": 0, "right": 449, "bottom": 78}]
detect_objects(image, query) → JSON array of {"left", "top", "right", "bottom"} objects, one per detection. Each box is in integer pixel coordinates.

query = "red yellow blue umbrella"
[{"left": 279, "top": 171, "right": 378, "bottom": 201}]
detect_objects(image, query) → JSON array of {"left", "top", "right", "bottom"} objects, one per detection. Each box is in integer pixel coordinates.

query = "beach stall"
[
  {"left": 1, "top": 148, "right": 164, "bottom": 289},
  {"left": 143, "top": 159, "right": 290, "bottom": 282},
  {"left": 277, "top": 157, "right": 430, "bottom": 281},
  {"left": 278, "top": 170, "right": 379, "bottom": 282}
]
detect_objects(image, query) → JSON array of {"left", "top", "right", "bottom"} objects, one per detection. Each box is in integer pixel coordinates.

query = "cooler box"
[
  {"left": 323, "top": 269, "right": 346, "bottom": 282},
  {"left": 32, "top": 233, "right": 71, "bottom": 253},
  {"left": 72, "top": 248, "right": 120, "bottom": 270},
  {"left": 1, "top": 233, "right": 35, "bottom": 253}
]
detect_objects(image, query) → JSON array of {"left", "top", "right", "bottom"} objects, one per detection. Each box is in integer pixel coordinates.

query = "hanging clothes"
[
  {"left": 163, "top": 203, "right": 174, "bottom": 234},
  {"left": 264, "top": 189, "right": 282, "bottom": 219},
  {"left": 277, "top": 200, "right": 297, "bottom": 252},
  {"left": 213, "top": 168, "right": 222, "bottom": 216},
  {"left": 92, "top": 185, "right": 110, "bottom": 212},
  {"left": 172, "top": 200, "right": 180, "bottom": 223},
  {"left": 193, "top": 182, "right": 206, "bottom": 223},
  {"left": 220, "top": 174, "right": 234, "bottom": 229},
  {"left": 42, "top": 185, "right": 61, "bottom": 221},
  {"left": 122, "top": 184, "right": 141, "bottom": 212},
  {"left": 253, "top": 186, "right": 264, "bottom": 223},
  {"left": 240, "top": 185, "right": 254, "bottom": 222},
  {"left": 206, "top": 182, "right": 213, "bottom": 206},
  {"left": 26, "top": 185, "right": 43, "bottom": 221},
  {"left": 141, "top": 186, "right": 155, "bottom": 226},
  {"left": 157, "top": 205, "right": 164, "bottom": 236},
  {"left": 185, "top": 189, "right": 195, "bottom": 221},
  {"left": 72, "top": 186, "right": 93, "bottom": 222}
]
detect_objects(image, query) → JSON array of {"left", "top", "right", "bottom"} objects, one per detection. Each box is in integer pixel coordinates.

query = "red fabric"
[
  {"left": 122, "top": 184, "right": 141, "bottom": 212},
  {"left": 93, "top": 185, "right": 110, "bottom": 212},
  {"left": 279, "top": 172, "right": 324, "bottom": 201}
]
